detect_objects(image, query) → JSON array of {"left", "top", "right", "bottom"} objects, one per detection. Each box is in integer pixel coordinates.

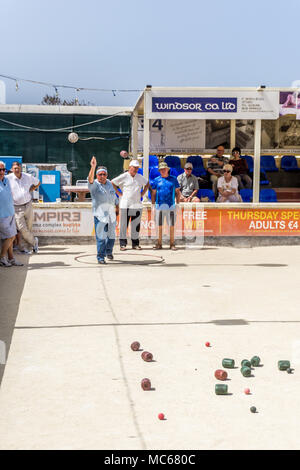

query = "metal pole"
[
  {"left": 143, "top": 90, "right": 150, "bottom": 181},
  {"left": 230, "top": 119, "right": 236, "bottom": 149},
  {"left": 253, "top": 119, "right": 261, "bottom": 203},
  {"left": 143, "top": 117, "right": 150, "bottom": 178},
  {"left": 131, "top": 111, "right": 138, "bottom": 157}
]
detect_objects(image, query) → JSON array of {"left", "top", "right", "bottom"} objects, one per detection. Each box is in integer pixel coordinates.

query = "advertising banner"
[
  {"left": 279, "top": 91, "right": 300, "bottom": 119},
  {"left": 32, "top": 207, "right": 94, "bottom": 236},
  {"left": 145, "top": 89, "right": 279, "bottom": 120},
  {"left": 138, "top": 118, "right": 205, "bottom": 152},
  {"left": 32, "top": 207, "right": 300, "bottom": 238}
]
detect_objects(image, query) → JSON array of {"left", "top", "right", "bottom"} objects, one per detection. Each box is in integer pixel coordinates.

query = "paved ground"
[{"left": 0, "top": 243, "right": 299, "bottom": 450}]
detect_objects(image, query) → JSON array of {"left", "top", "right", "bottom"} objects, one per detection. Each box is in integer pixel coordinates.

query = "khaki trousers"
[{"left": 14, "top": 201, "right": 35, "bottom": 249}]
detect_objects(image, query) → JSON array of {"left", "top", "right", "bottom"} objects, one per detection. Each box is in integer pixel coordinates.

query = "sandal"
[
  {"left": 153, "top": 242, "right": 162, "bottom": 250},
  {"left": 170, "top": 244, "right": 177, "bottom": 251}
]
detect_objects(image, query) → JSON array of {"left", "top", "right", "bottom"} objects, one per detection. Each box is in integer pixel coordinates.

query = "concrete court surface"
[{"left": 0, "top": 243, "right": 300, "bottom": 450}]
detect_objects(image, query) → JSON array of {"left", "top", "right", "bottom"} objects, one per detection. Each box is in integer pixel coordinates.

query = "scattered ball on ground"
[
  {"left": 141, "top": 378, "right": 151, "bottom": 390},
  {"left": 244, "top": 388, "right": 251, "bottom": 395},
  {"left": 205, "top": 342, "right": 210, "bottom": 347},
  {"left": 214, "top": 369, "right": 228, "bottom": 381},
  {"left": 250, "top": 406, "right": 257, "bottom": 413},
  {"left": 158, "top": 413, "right": 165, "bottom": 420},
  {"left": 141, "top": 351, "right": 153, "bottom": 362},
  {"left": 131, "top": 341, "right": 140, "bottom": 351}
]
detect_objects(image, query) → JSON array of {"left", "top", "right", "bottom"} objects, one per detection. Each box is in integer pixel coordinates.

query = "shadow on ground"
[{"left": 0, "top": 259, "right": 29, "bottom": 387}]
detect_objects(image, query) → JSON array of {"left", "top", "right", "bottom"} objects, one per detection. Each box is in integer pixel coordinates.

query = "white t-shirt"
[
  {"left": 111, "top": 172, "right": 148, "bottom": 209},
  {"left": 7, "top": 172, "right": 40, "bottom": 205},
  {"left": 217, "top": 175, "right": 238, "bottom": 194}
]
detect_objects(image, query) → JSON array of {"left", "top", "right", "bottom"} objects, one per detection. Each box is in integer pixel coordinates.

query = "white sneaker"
[
  {"left": 19, "top": 248, "right": 32, "bottom": 255},
  {"left": 9, "top": 258, "right": 24, "bottom": 266},
  {"left": 33, "top": 237, "right": 39, "bottom": 253},
  {"left": 0, "top": 257, "right": 12, "bottom": 267}
]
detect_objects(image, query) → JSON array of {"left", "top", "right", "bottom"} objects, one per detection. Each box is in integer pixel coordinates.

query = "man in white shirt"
[
  {"left": 7, "top": 161, "right": 40, "bottom": 253},
  {"left": 111, "top": 160, "right": 149, "bottom": 250}
]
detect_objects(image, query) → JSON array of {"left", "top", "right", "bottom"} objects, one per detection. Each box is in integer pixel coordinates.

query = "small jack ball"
[
  {"left": 205, "top": 342, "right": 210, "bottom": 347},
  {"left": 250, "top": 406, "right": 256, "bottom": 413},
  {"left": 158, "top": 413, "right": 165, "bottom": 420},
  {"left": 244, "top": 388, "right": 251, "bottom": 395}
]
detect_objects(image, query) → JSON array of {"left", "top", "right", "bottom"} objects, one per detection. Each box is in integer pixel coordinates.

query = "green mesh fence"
[{"left": 0, "top": 112, "right": 131, "bottom": 182}]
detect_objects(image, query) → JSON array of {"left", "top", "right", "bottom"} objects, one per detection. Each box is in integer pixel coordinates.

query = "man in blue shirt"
[
  {"left": 88, "top": 156, "right": 119, "bottom": 264},
  {"left": 151, "top": 161, "right": 181, "bottom": 250},
  {"left": 0, "top": 161, "right": 23, "bottom": 267}
]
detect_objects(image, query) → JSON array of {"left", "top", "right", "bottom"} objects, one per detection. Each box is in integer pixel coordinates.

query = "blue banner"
[{"left": 152, "top": 97, "right": 237, "bottom": 113}]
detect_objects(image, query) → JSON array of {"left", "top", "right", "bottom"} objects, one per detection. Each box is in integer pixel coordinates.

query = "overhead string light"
[{"left": 0, "top": 73, "right": 142, "bottom": 95}]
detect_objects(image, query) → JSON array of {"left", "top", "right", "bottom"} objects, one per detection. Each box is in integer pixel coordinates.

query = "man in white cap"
[{"left": 112, "top": 159, "right": 149, "bottom": 250}]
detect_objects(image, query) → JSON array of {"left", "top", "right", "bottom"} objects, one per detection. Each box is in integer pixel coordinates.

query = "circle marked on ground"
[{"left": 74, "top": 252, "right": 164, "bottom": 266}]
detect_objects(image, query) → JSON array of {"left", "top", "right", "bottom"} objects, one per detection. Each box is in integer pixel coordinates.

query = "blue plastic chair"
[
  {"left": 248, "top": 168, "right": 269, "bottom": 185},
  {"left": 240, "top": 189, "right": 253, "bottom": 202},
  {"left": 169, "top": 167, "right": 181, "bottom": 178},
  {"left": 281, "top": 156, "right": 300, "bottom": 171},
  {"left": 261, "top": 155, "right": 278, "bottom": 172},
  {"left": 141, "top": 155, "right": 159, "bottom": 168},
  {"left": 196, "top": 189, "right": 215, "bottom": 202},
  {"left": 186, "top": 155, "right": 204, "bottom": 168},
  {"left": 165, "top": 156, "right": 182, "bottom": 169},
  {"left": 192, "top": 167, "right": 207, "bottom": 177},
  {"left": 259, "top": 189, "right": 277, "bottom": 202},
  {"left": 149, "top": 167, "right": 160, "bottom": 181}
]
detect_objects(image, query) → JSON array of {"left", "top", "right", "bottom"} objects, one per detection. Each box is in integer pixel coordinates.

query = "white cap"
[{"left": 129, "top": 159, "right": 140, "bottom": 167}]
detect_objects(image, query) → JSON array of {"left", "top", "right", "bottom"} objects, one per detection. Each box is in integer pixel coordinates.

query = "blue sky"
[{"left": 1, "top": 0, "right": 299, "bottom": 107}]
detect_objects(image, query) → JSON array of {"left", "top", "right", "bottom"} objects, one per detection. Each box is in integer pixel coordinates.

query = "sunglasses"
[
  {"left": 224, "top": 170, "right": 231, "bottom": 173},
  {"left": 0, "top": 168, "right": 5, "bottom": 171}
]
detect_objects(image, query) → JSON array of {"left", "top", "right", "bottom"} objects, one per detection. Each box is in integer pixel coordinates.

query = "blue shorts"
[{"left": 0, "top": 215, "right": 17, "bottom": 240}]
